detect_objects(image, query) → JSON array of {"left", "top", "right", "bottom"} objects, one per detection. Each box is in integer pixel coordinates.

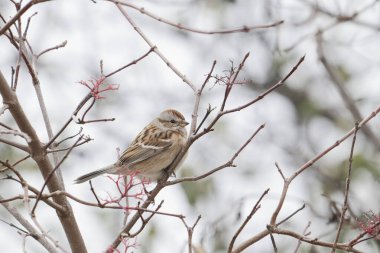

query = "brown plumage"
[{"left": 74, "top": 109, "right": 188, "bottom": 184}]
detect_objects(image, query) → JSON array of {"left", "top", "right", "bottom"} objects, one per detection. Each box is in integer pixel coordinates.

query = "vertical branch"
[
  {"left": 331, "top": 122, "right": 360, "bottom": 252},
  {"left": 220, "top": 52, "right": 250, "bottom": 111},
  {"left": 190, "top": 60, "right": 217, "bottom": 135}
]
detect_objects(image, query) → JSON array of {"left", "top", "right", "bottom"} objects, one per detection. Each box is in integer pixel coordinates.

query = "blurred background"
[{"left": 1, "top": 0, "right": 380, "bottom": 252}]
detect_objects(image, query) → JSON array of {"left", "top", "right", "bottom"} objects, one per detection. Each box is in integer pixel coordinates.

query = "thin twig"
[
  {"left": 0, "top": 194, "right": 60, "bottom": 253},
  {"left": 1, "top": 162, "right": 65, "bottom": 212},
  {"left": 192, "top": 55, "right": 305, "bottom": 143},
  {"left": 0, "top": 0, "right": 51, "bottom": 36},
  {"left": 191, "top": 60, "right": 217, "bottom": 135},
  {"left": 220, "top": 52, "right": 250, "bottom": 111},
  {"left": 31, "top": 136, "right": 83, "bottom": 214},
  {"left": 166, "top": 124, "right": 265, "bottom": 186},
  {"left": 227, "top": 188, "right": 270, "bottom": 253},
  {"left": 114, "top": 3, "right": 197, "bottom": 91},
  {"left": 293, "top": 221, "right": 311, "bottom": 253},
  {"left": 104, "top": 47, "right": 155, "bottom": 78},
  {"left": 331, "top": 122, "right": 360, "bottom": 252},
  {"left": 43, "top": 93, "right": 92, "bottom": 149},
  {"left": 0, "top": 129, "right": 31, "bottom": 143},
  {"left": 276, "top": 204, "right": 306, "bottom": 226},
  {"left": 37, "top": 40, "right": 67, "bottom": 58},
  {"left": 193, "top": 104, "right": 216, "bottom": 135},
  {"left": 232, "top": 105, "right": 380, "bottom": 253}
]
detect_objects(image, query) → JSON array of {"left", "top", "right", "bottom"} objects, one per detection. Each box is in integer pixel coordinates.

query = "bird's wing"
[{"left": 119, "top": 137, "right": 172, "bottom": 165}]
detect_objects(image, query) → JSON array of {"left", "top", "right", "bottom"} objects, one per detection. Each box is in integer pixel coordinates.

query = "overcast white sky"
[{"left": 1, "top": 0, "right": 380, "bottom": 252}]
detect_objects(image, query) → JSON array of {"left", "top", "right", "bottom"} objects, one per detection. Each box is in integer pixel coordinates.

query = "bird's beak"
[{"left": 182, "top": 120, "right": 189, "bottom": 127}]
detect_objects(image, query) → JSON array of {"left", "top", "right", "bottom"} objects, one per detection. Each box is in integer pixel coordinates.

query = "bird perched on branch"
[{"left": 74, "top": 109, "right": 188, "bottom": 184}]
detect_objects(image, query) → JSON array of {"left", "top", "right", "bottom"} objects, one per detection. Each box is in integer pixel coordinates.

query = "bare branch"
[
  {"left": 0, "top": 194, "right": 61, "bottom": 253},
  {"left": 291, "top": 105, "right": 380, "bottom": 181},
  {"left": 276, "top": 204, "right": 306, "bottom": 226},
  {"left": 0, "top": 70, "right": 87, "bottom": 252},
  {"left": 0, "top": 0, "right": 51, "bottom": 36},
  {"left": 114, "top": 2, "right": 197, "bottom": 91},
  {"left": 110, "top": 0, "right": 283, "bottom": 34},
  {"left": 37, "top": 40, "right": 67, "bottom": 58},
  {"left": 181, "top": 215, "right": 202, "bottom": 253},
  {"left": 0, "top": 137, "right": 30, "bottom": 152},
  {"left": 32, "top": 135, "right": 83, "bottom": 214},
  {"left": 193, "top": 104, "right": 216, "bottom": 135},
  {"left": 233, "top": 105, "right": 380, "bottom": 253},
  {"left": 43, "top": 93, "right": 92, "bottom": 149},
  {"left": 1, "top": 162, "right": 65, "bottom": 212},
  {"left": 293, "top": 221, "right": 311, "bottom": 253},
  {"left": 104, "top": 46, "right": 155, "bottom": 78},
  {"left": 271, "top": 227, "right": 363, "bottom": 253},
  {"left": 331, "top": 122, "right": 359, "bottom": 252},
  {"left": 0, "top": 129, "right": 31, "bottom": 143},
  {"left": 228, "top": 188, "right": 270, "bottom": 253},
  {"left": 223, "top": 55, "right": 305, "bottom": 115},
  {"left": 316, "top": 33, "right": 380, "bottom": 151},
  {"left": 191, "top": 60, "right": 217, "bottom": 135},
  {"left": 166, "top": 124, "right": 265, "bottom": 186}
]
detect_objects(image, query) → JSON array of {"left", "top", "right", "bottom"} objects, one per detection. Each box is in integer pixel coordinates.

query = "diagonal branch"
[
  {"left": 166, "top": 124, "right": 265, "bottom": 186},
  {"left": 228, "top": 188, "right": 270, "bottom": 253},
  {"left": 316, "top": 33, "right": 380, "bottom": 151},
  {"left": 0, "top": 0, "right": 51, "bottom": 36},
  {"left": 0, "top": 194, "right": 60, "bottom": 253},
  {"left": 114, "top": 2, "right": 197, "bottom": 91}
]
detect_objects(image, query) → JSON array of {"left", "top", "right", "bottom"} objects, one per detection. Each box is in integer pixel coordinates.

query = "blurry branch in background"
[
  {"left": 110, "top": 0, "right": 284, "bottom": 34},
  {"left": 305, "top": 0, "right": 380, "bottom": 31},
  {"left": 316, "top": 33, "right": 380, "bottom": 151},
  {"left": 283, "top": 0, "right": 379, "bottom": 52}
]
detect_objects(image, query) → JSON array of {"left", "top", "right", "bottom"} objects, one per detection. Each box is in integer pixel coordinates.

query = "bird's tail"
[{"left": 74, "top": 164, "right": 115, "bottom": 184}]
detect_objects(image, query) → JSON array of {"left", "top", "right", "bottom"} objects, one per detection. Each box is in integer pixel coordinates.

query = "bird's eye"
[{"left": 170, "top": 119, "right": 175, "bottom": 123}]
